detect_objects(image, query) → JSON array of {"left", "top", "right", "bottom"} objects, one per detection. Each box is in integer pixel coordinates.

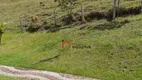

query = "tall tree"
[
  {"left": 54, "top": 0, "right": 77, "bottom": 14},
  {"left": 81, "top": 3, "right": 86, "bottom": 23},
  {"left": 117, "top": 0, "right": 120, "bottom": 8},
  {"left": 141, "top": 0, "right": 142, "bottom": 13},
  {"left": 53, "top": 8, "right": 57, "bottom": 26},
  {"left": 54, "top": 0, "right": 78, "bottom": 23},
  {"left": 113, "top": 0, "right": 117, "bottom": 19}
]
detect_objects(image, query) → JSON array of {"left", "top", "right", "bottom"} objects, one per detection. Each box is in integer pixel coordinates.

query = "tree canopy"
[{"left": 54, "top": 0, "right": 78, "bottom": 13}]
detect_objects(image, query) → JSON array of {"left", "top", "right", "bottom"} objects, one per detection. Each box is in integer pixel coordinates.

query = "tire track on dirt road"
[{"left": 0, "top": 65, "right": 98, "bottom": 80}]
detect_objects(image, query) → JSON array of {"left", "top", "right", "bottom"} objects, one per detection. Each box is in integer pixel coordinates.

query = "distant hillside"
[{"left": 0, "top": 0, "right": 141, "bottom": 29}]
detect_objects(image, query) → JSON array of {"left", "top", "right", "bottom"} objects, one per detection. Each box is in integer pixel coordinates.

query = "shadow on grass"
[{"left": 90, "top": 20, "right": 130, "bottom": 30}]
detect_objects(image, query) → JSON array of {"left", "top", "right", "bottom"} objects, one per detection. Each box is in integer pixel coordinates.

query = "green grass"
[
  {"left": 0, "top": 14, "right": 142, "bottom": 80},
  {"left": 0, "top": 0, "right": 141, "bottom": 29},
  {"left": 0, "top": 75, "right": 23, "bottom": 80},
  {"left": 0, "top": 0, "right": 142, "bottom": 80}
]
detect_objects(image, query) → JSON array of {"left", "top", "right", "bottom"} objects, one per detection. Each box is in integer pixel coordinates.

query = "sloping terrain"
[
  {"left": 0, "top": 65, "right": 97, "bottom": 80},
  {"left": 0, "top": 0, "right": 142, "bottom": 80},
  {"left": 0, "top": 0, "right": 141, "bottom": 29}
]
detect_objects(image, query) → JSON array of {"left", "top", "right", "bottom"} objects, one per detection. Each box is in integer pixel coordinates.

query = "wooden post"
[
  {"left": 81, "top": 4, "right": 86, "bottom": 23},
  {"left": 113, "top": 0, "right": 117, "bottom": 19}
]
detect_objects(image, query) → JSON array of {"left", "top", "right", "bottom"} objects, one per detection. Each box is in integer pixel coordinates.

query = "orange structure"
[{"left": 62, "top": 40, "right": 71, "bottom": 49}]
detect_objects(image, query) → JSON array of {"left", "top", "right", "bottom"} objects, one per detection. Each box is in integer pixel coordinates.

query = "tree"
[
  {"left": 54, "top": 0, "right": 78, "bottom": 23},
  {"left": 53, "top": 8, "right": 57, "bottom": 26},
  {"left": 113, "top": 0, "right": 117, "bottom": 19},
  {"left": 117, "top": 0, "right": 120, "bottom": 8},
  {"left": 81, "top": 3, "right": 86, "bottom": 23},
  {"left": 141, "top": 0, "right": 142, "bottom": 13},
  {"left": 54, "top": 0, "right": 77, "bottom": 14},
  {"left": 0, "top": 22, "right": 6, "bottom": 45}
]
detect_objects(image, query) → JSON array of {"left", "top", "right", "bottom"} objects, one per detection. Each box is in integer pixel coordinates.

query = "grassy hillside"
[
  {"left": 0, "top": 0, "right": 141, "bottom": 28},
  {"left": 0, "top": 14, "right": 142, "bottom": 80},
  {"left": 0, "top": 0, "right": 142, "bottom": 80}
]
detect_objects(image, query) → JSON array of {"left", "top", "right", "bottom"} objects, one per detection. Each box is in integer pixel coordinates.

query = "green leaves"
[
  {"left": 54, "top": 0, "right": 78, "bottom": 12},
  {"left": 0, "top": 22, "right": 6, "bottom": 33}
]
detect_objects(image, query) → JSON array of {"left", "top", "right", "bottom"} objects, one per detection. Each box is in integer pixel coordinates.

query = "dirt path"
[{"left": 0, "top": 65, "right": 98, "bottom": 80}]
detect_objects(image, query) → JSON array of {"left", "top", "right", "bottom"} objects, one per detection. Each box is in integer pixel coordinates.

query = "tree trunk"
[
  {"left": 81, "top": 4, "right": 86, "bottom": 23},
  {"left": 0, "top": 35, "right": 1, "bottom": 45},
  {"left": 141, "top": 0, "right": 142, "bottom": 13},
  {"left": 113, "top": 0, "right": 117, "bottom": 19},
  {"left": 117, "top": 0, "right": 120, "bottom": 8},
  {"left": 0, "top": 32, "right": 3, "bottom": 45},
  {"left": 54, "top": 8, "right": 57, "bottom": 26},
  {"left": 19, "top": 17, "right": 24, "bottom": 32}
]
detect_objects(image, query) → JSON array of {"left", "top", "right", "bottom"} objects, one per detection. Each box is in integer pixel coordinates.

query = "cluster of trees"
[
  {"left": 54, "top": 0, "right": 142, "bottom": 20},
  {"left": 54, "top": 0, "right": 86, "bottom": 24}
]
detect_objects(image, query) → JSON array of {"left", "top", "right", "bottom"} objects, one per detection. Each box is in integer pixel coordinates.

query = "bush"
[
  {"left": 86, "top": 11, "right": 107, "bottom": 21},
  {"left": 0, "top": 22, "right": 6, "bottom": 45},
  {"left": 107, "top": 6, "right": 141, "bottom": 20},
  {"left": 62, "top": 13, "right": 81, "bottom": 25},
  {"left": 0, "top": 22, "right": 6, "bottom": 33},
  {"left": 26, "top": 22, "right": 42, "bottom": 32}
]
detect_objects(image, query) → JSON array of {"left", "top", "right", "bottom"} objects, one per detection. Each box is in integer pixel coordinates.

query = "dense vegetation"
[{"left": 0, "top": 0, "right": 142, "bottom": 80}]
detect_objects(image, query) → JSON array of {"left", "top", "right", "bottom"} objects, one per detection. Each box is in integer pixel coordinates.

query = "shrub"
[
  {"left": 86, "top": 11, "right": 107, "bottom": 21},
  {"left": 0, "top": 22, "right": 6, "bottom": 33},
  {"left": 0, "top": 22, "right": 6, "bottom": 45}
]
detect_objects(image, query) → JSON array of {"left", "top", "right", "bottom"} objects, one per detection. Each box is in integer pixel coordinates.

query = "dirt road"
[{"left": 0, "top": 65, "right": 98, "bottom": 80}]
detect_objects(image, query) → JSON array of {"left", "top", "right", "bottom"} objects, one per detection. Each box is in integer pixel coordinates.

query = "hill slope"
[
  {"left": 0, "top": 0, "right": 142, "bottom": 80},
  {"left": 0, "top": 0, "right": 141, "bottom": 28}
]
